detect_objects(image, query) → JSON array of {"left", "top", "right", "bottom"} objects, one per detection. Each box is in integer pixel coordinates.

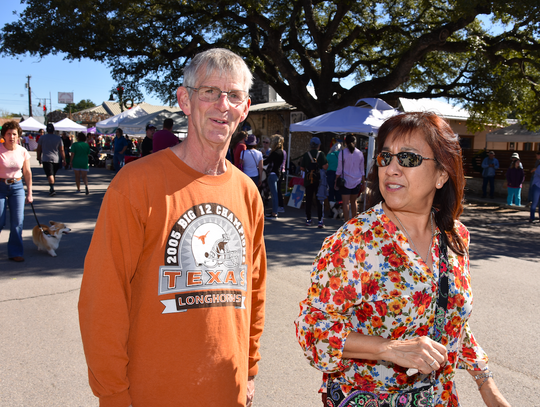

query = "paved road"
[{"left": 0, "top": 152, "right": 538, "bottom": 406}]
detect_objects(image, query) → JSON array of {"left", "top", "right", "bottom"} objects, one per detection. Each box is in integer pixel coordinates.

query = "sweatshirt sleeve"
[
  {"left": 247, "top": 201, "right": 267, "bottom": 376},
  {"left": 78, "top": 183, "right": 145, "bottom": 407}
]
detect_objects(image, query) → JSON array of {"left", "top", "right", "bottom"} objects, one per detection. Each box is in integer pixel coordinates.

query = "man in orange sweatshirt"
[{"left": 79, "top": 48, "right": 266, "bottom": 407}]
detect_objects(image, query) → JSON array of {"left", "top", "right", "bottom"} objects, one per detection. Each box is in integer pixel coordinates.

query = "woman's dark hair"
[
  {"left": 1, "top": 120, "right": 23, "bottom": 137},
  {"left": 77, "top": 132, "right": 87, "bottom": 142},
  {"left": 366, "top": 112, "right": 466, "bottom": 255},
  {"left": 230, "top": 131, "right": 248, "bottom": 149},
  {"left": 345, "top": 134, "right": 356, "bottom": 153}
]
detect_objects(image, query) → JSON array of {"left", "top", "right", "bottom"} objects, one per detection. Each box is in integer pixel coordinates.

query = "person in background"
[
  {"left": 70, "top": 132, "right": 91, "bottom": 195},
  {"left": 335, "top": 134, "right": 365, "bottom": 222},
  {"left": 79, "top": 48, "right": 266, "bottom": 407},
  {"left": 239, "top": 134, "right": 263, "bottom": 186},
  {"left": 277, "top": 136, "right": 287, "bottom": 213},
  {"left": 481, "top": 151, "right": 499, "bottom": 199},
  {"left": 36, "top": 123, "right": 66, "bottom": 196},
  {"left": 0, "top": 121, "right": 33, "bottom": 262},
  {"left": 300, "top": 136, "right": 328, "bottom": 228},
  {"left": 260, "top": 136, "right": 271, "bottom": 157},
  {"left": 36, "top": 128, "right": 44, "bottom": 142},
  {"left": 296, "top": 112, "right": 510, "bottom": 407},
  {"left": 506, "top": 158, "right": 525, "bottom": 206},
  {"left": 529, "top": 151, "right": 540, "bottom": 223},
  {"left": 263, "top": 134, "right": 285, "bottom": 219},
  {"left": 62, "top": 132, "right": 72, "bottom": 169},
  {"left": 112, "top": 128, "right": 129, "bottom": 171},
  {"left": 141, "top": 123, "right": 156, "bottom": 157},
  {"left": 233, "top": 130, "right": 249, "bottom": 168},
  {"left": 326, "top": 142, "right": 343, "bottom": 208},
  {"left": 153, "top": 118, "right": 179, "bottom": 153}
]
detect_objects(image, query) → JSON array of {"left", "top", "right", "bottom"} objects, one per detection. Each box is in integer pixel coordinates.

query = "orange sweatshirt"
[{"left": 79, "top": 149, "right": 267, "bottom": 407}]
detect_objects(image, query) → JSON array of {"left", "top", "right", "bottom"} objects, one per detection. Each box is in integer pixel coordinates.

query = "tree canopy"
[
  {"left": 62, "top": 99, "right": 96, "bottom": 114},
  {"left": 2, "top": 0, "right": 540, "bottom": 129}
]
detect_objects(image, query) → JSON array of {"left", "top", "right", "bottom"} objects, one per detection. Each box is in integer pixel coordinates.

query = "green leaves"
[{"left": 2, "top": 0, "right": 539, "bottom": 125}]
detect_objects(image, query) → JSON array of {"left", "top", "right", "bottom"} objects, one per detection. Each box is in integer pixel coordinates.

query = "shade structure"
[
  {"left": 52, "top": 118, "right": 88, "bottom": 132},
  {"left": 19, "top": 117, "right": 46, "bottom": 131},
  {"left": 290, "top": 98, "right": 399, "bottom": 134},
  {"left": 95, "top": 106, "right": 148, "bottom": 134},
  {"left": 486, "top": 123, "right": 540, "bottom": 143},
  {"left": 119, "top": 109, "right": 188, "bottom": 136}
]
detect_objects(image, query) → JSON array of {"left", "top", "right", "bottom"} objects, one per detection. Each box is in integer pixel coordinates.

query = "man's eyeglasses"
[
  {"left": 375, "top": 151, "right": 438, "bottom": 168},
  {"left": 186, "top": 86, "right": 249, "bottom": 106}
]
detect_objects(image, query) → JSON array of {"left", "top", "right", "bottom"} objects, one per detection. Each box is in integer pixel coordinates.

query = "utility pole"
[{"left": 26, "top": 76, "right": 33, "bottom": 117}]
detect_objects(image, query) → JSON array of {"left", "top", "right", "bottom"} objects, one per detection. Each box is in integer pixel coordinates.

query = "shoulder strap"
[
  {"left": 433, "top": 232, "right": 449, "bottom": 343},
  {"left": 307, "top": 151, "right": 315, "bottom": 162}
]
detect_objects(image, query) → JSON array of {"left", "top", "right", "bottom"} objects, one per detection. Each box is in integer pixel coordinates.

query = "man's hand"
[{"left": 246, "top": 376, "right": 255, "bottom": 407}]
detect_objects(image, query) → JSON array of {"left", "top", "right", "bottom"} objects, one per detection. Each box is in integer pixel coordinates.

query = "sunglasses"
[{"left": 376, "top": 151, "right": 437, "bottom": 168}]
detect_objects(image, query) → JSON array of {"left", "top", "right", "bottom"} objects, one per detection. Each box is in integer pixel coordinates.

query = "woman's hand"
[
  {"left": 469, "top": 370, "right": 511, "bottom": 407},
  {"left": 383, "top": 336, "right": 448, "bottom": 374},
  {"left": 25, "top": 191, "right": 33, "bottom": 204}
]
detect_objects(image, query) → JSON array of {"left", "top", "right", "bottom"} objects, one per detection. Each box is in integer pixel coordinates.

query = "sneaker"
[
  {"left": 278, "top": 207, "right": 285, "bottom": 213},
  {"left": 318, "top": 220, "right": 324, "bottom": 228},
  {"left": 265, "top": 213, "right": 278, "bottom": 219},
  {"left": 306, "top": 219, "right": 312, "bottom": 226},
  {"left": 49, "top": 190, "right": 56, "bottom": 197},
  {"left": 9, "top": 256, "right": 24, "bottom": 262}
]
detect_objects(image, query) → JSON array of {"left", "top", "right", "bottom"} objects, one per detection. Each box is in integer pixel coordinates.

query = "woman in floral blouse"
[{"left": 295, "top": 112, "right": 510, "bottom": 407}]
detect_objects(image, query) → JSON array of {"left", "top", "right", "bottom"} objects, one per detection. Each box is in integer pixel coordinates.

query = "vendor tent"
[
  {"left": 289, "top": 98, "right": 400, "bottom": 187},
  {"left": 19, "top": 117, "right": 46, "bottom": 131},
  {"left": 486, "top": 123, "right": 540, "bottom": 143},
  {"left": 119, "top": 109, "right": 188, "bottom": 136},
  {"left": 95, "top": 106, "right": 148, "bottom": 134},
  {"left": 53, "top": 118, "right": 88, "bottom": 133}
]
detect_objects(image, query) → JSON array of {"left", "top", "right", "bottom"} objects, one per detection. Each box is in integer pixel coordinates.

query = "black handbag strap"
[{"left": 432, "top": 231, "right": 449, "bottom": 343}]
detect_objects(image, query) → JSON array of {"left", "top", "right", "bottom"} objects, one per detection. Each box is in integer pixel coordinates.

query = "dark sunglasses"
[{"left": 376, "top": 151, "right": 437, "bottom": 168}]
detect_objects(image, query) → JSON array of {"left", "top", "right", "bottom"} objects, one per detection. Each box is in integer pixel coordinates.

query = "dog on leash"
[{"left": 32, "top": 221, "right": 71, "bottom": 257}]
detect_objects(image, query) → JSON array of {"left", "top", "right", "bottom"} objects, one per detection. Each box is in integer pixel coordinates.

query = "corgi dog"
[{"left": 32, "top": 221, "right": 71, "bottom": 257}]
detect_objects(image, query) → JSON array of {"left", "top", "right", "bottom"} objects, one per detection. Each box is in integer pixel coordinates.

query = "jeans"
[
  {"left": 326, "top": 170, "right": 342, "bottom": 203},
  {"left": 506, "top": 187, "right": 521, "bottom": 206},
  {"left": 113, "top": 154, "right": 125, "bottom": 171},
  {"left": 482, "top": 176, "right": 495, "bottom": 198},
  {"left": 0, "top": 180, "right": 26, "bottom": 258},
  {"left": 249, "top": 175, "right": 259, "bottom": 186},
  {"left": 267, "top": 172, "right": 279, "bottom": 215},
  {"left": 530, "top": 184, "right": 540, "bottom": 221},
  {"left": 277, "top": 172, "right": 285, "bottom": 208}
]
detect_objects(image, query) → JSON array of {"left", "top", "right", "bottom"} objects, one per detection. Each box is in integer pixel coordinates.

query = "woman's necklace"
[{"left": 391, "top": 208, "right": 434, "bottom": 263}]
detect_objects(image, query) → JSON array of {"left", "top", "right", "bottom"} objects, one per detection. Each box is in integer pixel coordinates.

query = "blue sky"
[{"left": 0, "top": 0, "right": 163, "bottom": 117}]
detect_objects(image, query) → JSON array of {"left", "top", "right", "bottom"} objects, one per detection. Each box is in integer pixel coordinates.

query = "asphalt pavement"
[{"left": 0, "top": 151, "right": 538, "bottom": 406}]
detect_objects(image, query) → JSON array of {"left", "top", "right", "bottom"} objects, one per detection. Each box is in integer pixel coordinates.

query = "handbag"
[
  {"left": 326, "top": 230, "right": 450, "bottom": 407},
  {"left": 336, "top": 149, "right": 346, "bottom": 188}
]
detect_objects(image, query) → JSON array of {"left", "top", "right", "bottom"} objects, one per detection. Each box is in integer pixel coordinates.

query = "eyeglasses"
[
  {"left": 263, "top": 141, "right": 269, "bottom": 144},
  {"left": 375, "top": 151, "right": 437, "bottom": 168},
  {"left": 185, "top": 86, "right": 249, "bottom": 106}
]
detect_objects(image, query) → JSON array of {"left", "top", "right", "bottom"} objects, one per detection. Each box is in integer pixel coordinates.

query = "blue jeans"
[
  {"left": 113, "top": 154, "right": 125, "bottom": 171},
  {"left": 530, "top": 184, "right": 540, "bottom": 221},
  {"left": 326, "top": 170, "right": 342, "bottom": 203},
  {"left": 507, "top": 187, "right": 521, "bottom": 206},
  {"left": 267, "top": 172, "right": 279, "bottom": 215},
  {"left": 0, "top": 180, "right": 26, "bottom": 258},
  {"left": 482, "top": 176, "right": 495, "bottom": 198}
]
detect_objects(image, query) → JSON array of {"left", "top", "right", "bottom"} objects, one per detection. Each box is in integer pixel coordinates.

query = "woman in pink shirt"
[{"left": 0, "top": 121, "right": 33, "bottom": 262}]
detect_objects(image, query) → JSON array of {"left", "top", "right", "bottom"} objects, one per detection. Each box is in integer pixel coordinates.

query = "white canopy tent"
[
  {"left": 289, "top": 98, "right": 400, "bottom": 189},
  {"left": 19, "top": 117, "right": 46, "bottom": 131},
  {"left": 119, "top": 109, "right": 188, "bottom": 137},
  {"left": 95, "top": 106, "right": 148, "bottom": 134},
  {"left": 52, "top": 118, "right": 88, "bottom": 133},
  {"left": 486, "top": 123, "right": 540, "bottom": 143}
]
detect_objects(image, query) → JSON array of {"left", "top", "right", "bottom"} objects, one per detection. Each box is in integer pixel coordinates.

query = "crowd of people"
[{"left": 1, "top": 46, "right": 536, "bottom": 407}]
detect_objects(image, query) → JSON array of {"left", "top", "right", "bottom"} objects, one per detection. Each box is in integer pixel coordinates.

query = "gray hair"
[{"left": 183, "top": 48, "right": 253, "bottom": 96}]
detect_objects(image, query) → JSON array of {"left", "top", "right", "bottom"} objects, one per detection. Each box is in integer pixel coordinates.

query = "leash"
[{"left": 29, "top": 201, "right": 51, "bottom": 236}]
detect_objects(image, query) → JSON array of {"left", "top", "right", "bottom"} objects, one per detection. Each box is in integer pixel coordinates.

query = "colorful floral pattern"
[{"left": 295, "top": 203, "right": 488, "bottom": 407}]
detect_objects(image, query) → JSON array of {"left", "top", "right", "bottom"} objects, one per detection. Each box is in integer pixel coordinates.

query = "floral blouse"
[{"left": 295, "top": 203, "right": 488, "bottom": 407}]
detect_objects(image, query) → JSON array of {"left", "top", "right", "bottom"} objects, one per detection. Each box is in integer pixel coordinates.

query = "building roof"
[
  {"left": 76, "top": 101, "right": 183, "bottom": 117},
  {"left": 398, "top": 98, "right": 469, "bottom": 120},
  {"left": 249, "top": 101, "right": 296, "bottom": 112}
]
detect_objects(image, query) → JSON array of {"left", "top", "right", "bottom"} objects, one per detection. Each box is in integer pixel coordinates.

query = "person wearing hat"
[
  {"left": 506, "top": 157, "right": 525, "bottom": 206},
  {"left": 300, "top": 136, "right": 328, "bottom": 227},
  {"left": 509, "top": 152, "right": 523, "bottom": 169},
  {"left": 36, "top": 123, "right": 66, "bottom": 196},
  {"left": 239, "top": 134, "right": 263, "bottom": 186},
  {"left": 141, "top": 123, "right": 156, "bottom": 157},
  {"left": 481, "top": 150, "right": 499, "bottom": 199}
]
